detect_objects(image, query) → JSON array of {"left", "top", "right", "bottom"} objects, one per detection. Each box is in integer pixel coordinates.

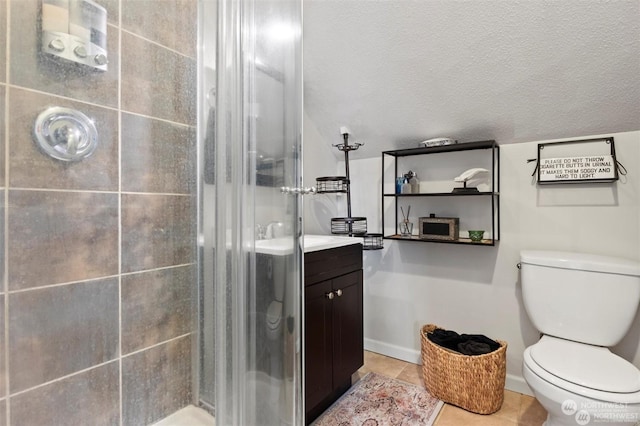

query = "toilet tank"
[{"left": 520, "top": 250, "right": 640, "bottom": 347}]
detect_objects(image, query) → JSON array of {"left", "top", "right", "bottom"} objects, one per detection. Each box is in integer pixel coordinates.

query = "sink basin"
[
  {"left": 254, "top": 237, "right": 293, "bottom": 256},
  {"left": 303, "top": 235, "right": 335, "bottom": 246},
  {"left": 255, "top": 234, "right": 359, "bottom": 256}
]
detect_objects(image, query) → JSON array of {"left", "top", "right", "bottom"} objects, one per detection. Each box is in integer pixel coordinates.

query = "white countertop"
[{"left": 255, "top": 234, "right": 360, "bottom": 256}]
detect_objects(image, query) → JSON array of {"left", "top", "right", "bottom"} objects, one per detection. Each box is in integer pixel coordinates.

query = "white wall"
[
  {"left": 304, "top": 125, "right": 640, "bottom": 395},
  {"left": 303, "top": 111, "right": 347, "bottom": 234}
]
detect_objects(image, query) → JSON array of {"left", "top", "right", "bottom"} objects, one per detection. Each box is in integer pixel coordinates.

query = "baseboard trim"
[
  {"left": 506, "top": 374, "right": 533, "bottom": 396},
  {"left": 364, "top": 338, "right": 534, "bottom": 397},
  {"left": 364, "top": 338, "right": 421, "bottom": 364}
]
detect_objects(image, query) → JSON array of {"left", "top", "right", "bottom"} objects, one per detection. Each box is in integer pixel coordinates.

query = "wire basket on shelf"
[
  {"left": 362, "top": 233, "right": 383, "bottom": 250},
  {"left": 316, "top": 176, "right": 348, "bottom": 193},
  {"left": 331, "top": 217, "right": 367, "bottom": 236}
]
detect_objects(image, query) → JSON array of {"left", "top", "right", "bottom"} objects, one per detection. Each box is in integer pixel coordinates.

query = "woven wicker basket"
[{"left": 421, "top": 324, "right": 507, "bottom": 414}]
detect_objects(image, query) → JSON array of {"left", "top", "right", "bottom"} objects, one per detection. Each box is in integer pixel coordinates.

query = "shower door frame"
[{"left": 197, "top": 0, "right": 304, "bottom": 424}]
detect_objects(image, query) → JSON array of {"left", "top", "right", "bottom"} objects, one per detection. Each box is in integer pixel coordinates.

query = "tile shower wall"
[{"left": 1, "top": 0, "right": 197, "bottom": 425}]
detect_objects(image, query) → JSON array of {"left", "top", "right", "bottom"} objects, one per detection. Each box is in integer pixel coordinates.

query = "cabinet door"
[
  {"left": 331, "top": 270, "right": 364, "bottom": 387},
  {"left": 304, "top": 279, "right": 333, "bottom": 413}
]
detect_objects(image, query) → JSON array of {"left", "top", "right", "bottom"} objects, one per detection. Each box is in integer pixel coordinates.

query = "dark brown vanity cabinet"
[{"left": 304, "top": 243, "right": 363, "bottom": 424}]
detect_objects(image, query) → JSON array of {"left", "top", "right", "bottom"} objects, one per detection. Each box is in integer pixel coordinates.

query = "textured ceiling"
[{"left": 303, "top": 0, "right": 640, "bottom": 159}]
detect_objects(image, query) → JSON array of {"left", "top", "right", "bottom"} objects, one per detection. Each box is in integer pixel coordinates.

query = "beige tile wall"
[
  {"left": 10, "top": 362, "right": 120, "bottom": 425},
  {"left": 9, "top": 278, "right": 119, "bottom": 392},
  {"left": 1, "top": 0, "right": 197, "bottom": 424},
  {"left": 121, "top": 266, "right": 194, "bottom": 355},
  {"left": 8, "top": 191, "right": 119, "bottom": 289},
  {"left": 122, "top": 336, "right": 192, "bottom": 425}
]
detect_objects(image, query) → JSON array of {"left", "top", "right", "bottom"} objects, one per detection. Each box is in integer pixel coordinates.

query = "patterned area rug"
[{"left": 312, "top": 372, "right": 444, "bottom": 426}]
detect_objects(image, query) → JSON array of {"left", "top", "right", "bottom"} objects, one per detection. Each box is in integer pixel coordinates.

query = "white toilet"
[
  {"left": 266, "top": 256, "right": 286, "bottom": 342},
  {"left": 266, "top": 259, "right": 285, "bottom": 384},
  {"left": 520, "top": 250, "right": 640, "bottom": 426},
  {"left": 266, "top": 299, "right": 283, "bottom": 340}
]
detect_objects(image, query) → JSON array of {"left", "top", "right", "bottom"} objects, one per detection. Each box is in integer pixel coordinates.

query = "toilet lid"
[{"left": 530, "top": 337, "right": 640, "bottom": 393}]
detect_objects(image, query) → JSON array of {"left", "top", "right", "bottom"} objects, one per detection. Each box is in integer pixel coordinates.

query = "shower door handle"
[{"left": 280, "top": 186, "right": 316, "bottom": 195}]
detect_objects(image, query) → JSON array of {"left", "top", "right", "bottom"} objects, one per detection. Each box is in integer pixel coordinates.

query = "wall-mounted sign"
[
  {"left": 539, "top": 155, "right": 615, "bottom": 182},
  {"left": 537, "top": 138, "right": 619, "bottom": 184}
]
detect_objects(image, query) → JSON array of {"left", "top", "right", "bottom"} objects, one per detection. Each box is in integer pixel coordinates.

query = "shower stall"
[{"left": 0, "top": 0, "right": 303, "bottom": 424}]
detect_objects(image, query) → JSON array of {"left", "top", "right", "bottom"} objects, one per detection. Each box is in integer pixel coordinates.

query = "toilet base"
[{"left": 524, "top": 363, "right": 640, "bottom": 426}]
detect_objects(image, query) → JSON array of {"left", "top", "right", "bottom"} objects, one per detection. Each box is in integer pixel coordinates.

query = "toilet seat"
[
  {"left": 530, "top": 336, "right": 640, "bottom": 393},
  {"left": 266, "top": 301, "right": 283, "bottom": 330},
  {"left": 524, "top": 344, "right": 640, "bottom": 404}
]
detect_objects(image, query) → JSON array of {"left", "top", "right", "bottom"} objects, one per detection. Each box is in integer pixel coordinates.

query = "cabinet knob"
[
  {"left": 335, "top": 289, "right": 343, "bottom": 297},
  {"left": 325, "top": 292, "right": 334, "bottom": 300}
]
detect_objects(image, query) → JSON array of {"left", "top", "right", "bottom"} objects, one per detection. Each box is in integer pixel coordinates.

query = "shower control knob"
[
  {"left": 326, "top": 292, "right": 335, "bottom": 300},
  {"left": 94, "top": 53, "right": 108, "bottom": 66},
  {"left": 48, "top": 39, "right": 65, "bottom": 52},
  {"left": 33, "top": 106, "right": 99, "bottom": 162},
  {"left": 73, "top": 45, "right": 88, "bottom": 58}
]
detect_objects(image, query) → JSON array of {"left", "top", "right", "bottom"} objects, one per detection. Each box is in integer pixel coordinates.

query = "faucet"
[
  {"left": 256, "top": 224, "right": 267, "bottom": 240},
  {"left": 265, "top": 221, "right": 284, "bottom": 239}
]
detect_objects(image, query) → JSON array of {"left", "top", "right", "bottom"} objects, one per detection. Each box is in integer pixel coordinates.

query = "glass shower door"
[{"left": 199, "top": 0, "right": 303, "bottom": 424}]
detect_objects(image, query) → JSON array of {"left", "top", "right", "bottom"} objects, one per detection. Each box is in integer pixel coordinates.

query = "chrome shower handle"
[
  {"left": 52, "top": 124, "right": 80, "bottom": 155},
  {"left": 33, "top": 106, "right": 98, "bottom": 162}
]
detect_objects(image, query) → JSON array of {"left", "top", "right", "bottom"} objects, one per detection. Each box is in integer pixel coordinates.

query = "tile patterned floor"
[{"left": 353, "top": 351, "right": 548, "bottom": 426}]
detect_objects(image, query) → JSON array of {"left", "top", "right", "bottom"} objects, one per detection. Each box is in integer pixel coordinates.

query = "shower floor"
[{"left": 153, "top": 405, "right": 215, "bottom": 426}]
